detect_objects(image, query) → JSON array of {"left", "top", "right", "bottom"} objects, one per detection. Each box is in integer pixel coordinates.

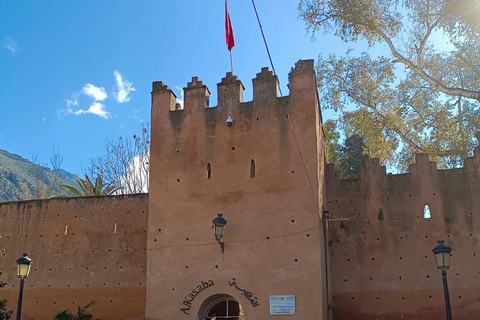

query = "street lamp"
[
  {"left": 15, "top": 253, "right": 32, "bottom": 320},
  {"left": 432, "top": 240, "right": 452, "bottom": 320},
  {"left": 212, "top": 213, "right": 227, "bottom": 253}
]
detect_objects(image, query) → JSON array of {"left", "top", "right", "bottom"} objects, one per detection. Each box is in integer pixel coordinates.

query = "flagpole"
[{"left": 230, "top": 50, "right": 234, "bottom": 75}]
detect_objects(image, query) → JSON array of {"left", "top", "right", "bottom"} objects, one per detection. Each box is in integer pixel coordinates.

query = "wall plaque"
[{"left": 269, "top": 295, "right": 295, "bottom": 315}]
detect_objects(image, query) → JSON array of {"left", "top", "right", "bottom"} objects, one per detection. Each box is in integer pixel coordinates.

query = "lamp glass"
[
  {"left": 17, "top": 264, "right": 31, "bottom": 278},
  {"left": 214, "top": 225, "right": 224, "bottom": 239}
]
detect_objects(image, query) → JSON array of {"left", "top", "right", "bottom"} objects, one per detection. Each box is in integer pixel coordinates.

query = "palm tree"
[
  {"left": 54, "top": 300, "right": 95, "bottom": 320},
  {"left": 61, "top": 175, "right": 118, "bottom": 196}
]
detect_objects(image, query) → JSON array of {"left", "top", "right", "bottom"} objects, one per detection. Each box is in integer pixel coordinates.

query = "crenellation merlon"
[
  {"left": 187, "top": 76, "right": 206, "bottom": 88},
  {"left": 184, "top": 76, "right": 211, "bottom": 110},
  {"left": 253, "top": 67, "right": 279, "bottom": 102},
  {"left": 152, "top": 81, "right": 175, "bottom": 95},
  {"left": 218, "top": 72, "right": 244, "bottom": 107}
]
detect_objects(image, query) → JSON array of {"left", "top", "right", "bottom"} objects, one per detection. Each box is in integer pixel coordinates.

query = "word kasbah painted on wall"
[
  {"left": 229, "top": 278, "right": 259, "bottom": 307},
  {"left": 180, "top": 280, "right": 215, "bottom": 315}
]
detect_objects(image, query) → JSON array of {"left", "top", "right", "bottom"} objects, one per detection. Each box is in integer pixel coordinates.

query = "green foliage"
[
  {"left": 338, "top": 134, "right": 370, "bottom": 179},
  {"left": 299, "top": 0, "right": 480, "bottom": 170},
  {"left": 61, "top": 175, "right": 118, "bottom": 197},
  {"left": 53, "top": 301, "right": 96, "bottom": 320},
  {"left": 324, "top": 123, "right": 370, "bottom": 179}
]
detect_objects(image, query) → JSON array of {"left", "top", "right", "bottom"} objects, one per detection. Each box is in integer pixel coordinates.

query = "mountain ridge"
[{"left": 0, "top": 149, "right": 77, "bottom": 202}]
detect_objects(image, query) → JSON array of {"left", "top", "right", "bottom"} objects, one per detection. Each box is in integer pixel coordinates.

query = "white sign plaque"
[{"left": 269, "top": 295, "right": 295, "bottom": 315}]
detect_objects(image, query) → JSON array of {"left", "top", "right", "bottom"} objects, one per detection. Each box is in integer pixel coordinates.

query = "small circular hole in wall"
[
  {"left": 425, "top": 236, "right": 428, "bottom": 239},
  {"left": 369, "top": 277, "right": 373, "bottom": 280},
  {"left": 232, "top": 147, "right": 235, "bottom": 151},
  {"left": 177, "top": 150, "right": 179, "bottom": 153},
  {"left": 257, "top": 118, "right": 260, "bottom": 121},
  {"left": 294, "top": 259, "right": 298, "bottom": 262},
  {"left": 409, "top": 195, "right": 412, "bottom": 197},
  {"left": 399, "top": 276, "right": 402, "bottom": 280},
  {"left": 372, "top": 258, "right": 375, "bottom": 261},
  {"left": 291, "top": 219, "right": 295, "bottom": 223},
  {"left": 215, "top": 265, "right": 218, "bottom": 269},
  {"left": 456, "top": 273, "right": 459, "bottom": 276},
  {"left": 447, "top": 235, "right": 450, "bottom": 238},
  {"left": 425, "top": 256, "right": 428, "bottom": 259},
  {"left": 347, "top": 259, "right": 350, "bottom": 262},
  {"left": 470, "top": 212, "right": 473, "bottom": 215},
  {"left": 433, "top": 193, "right": 436, "bottom": 196},
  {"left": 376, "top": 297, "right": 379, "bottom": 300},
  {"left": 376, "top": 238, "right": 380, "bottom": 241},
  {"left": 292, "top": 170, "right": 295, "bottom": 174},
  {"left": 459, "top": 296, "right": 462, "bottom": 299},
  {"left": 130, "top": 300, "right": 133, "bottom": 303},
  {"left": 307, "top": 234, "right": 310, "bottom": 237},
  {"left": 351, "top": 297, "right": 354, "bottom": 300},
  {"left": 177, "top": 179, "right": 180, "bottom": 182},
  {"left": 402, "top": 297, "right": 405, "bottom": 300},
  {"left": 344, "top": 279, "right": 347, "bottom": 282},
  {"left": 400, "top": 257, "right": 403, "bottom": 260},
  {"left": 154, "top": 239, "right": 157, "bottom": 242},
  {"left": 387, "top": 197, "right": 390, "bottom": 200},
  {"left": 427, "top": 275, "right": 430, "bottom": 278},
  {"left": 186, "top": 237, "right": 189, "bottom": 241},
  {"left": 186, "top": 266, "right": 188, "bottom": 269},
  {"left": 429, "top": 295, "right": 432, "bottom": 299},
  {"left": 172, "top": 288, "right": 175, "bottom": 291},
  {"left": 266, "top": 236, "right": 270, "bottom": 239},
  {"left": 400, "top": 237, "right": 403, "bottom": 240}
]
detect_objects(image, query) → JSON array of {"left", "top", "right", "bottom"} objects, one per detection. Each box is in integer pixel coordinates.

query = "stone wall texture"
[
  {"left": 0, "top": 194, "right": 148, "bottom": 320},
  {"left": 325, "top": 149, "right": 480, "bottom": 320}
]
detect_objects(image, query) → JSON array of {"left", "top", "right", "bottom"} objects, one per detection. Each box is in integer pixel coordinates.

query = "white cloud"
[
  {"left": 113, "top": 70, "right": 136, "bottom": 103},
  {"left": 175, "top": 86, "right": 184, "bottom": 109},
  {"left": 82, "top": 83, "right": 107, "bottom": 101},
  {"left": 3, "top": 37, "right": 18, "bottom": 54},
  {"left": 66, "top": 94, "right": 79, "bottom": 107},
  {"left": 69, "top": 102, "right": 110, "bottom": 119}
]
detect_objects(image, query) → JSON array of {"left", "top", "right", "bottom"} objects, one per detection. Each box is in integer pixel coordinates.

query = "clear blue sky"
[{"left": 0, "top": 1, "right": 352, "bottom": 175}]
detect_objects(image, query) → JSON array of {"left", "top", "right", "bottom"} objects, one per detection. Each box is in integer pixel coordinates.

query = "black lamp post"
[
  {"left": 15, "top": 253, "right": 32, "bottom": 320},
  {"left": 212, "top": 213, "right": 227, "bottom": 253},
  {"left": 433, "top": 240, "right": 452, "bottom": 320}
]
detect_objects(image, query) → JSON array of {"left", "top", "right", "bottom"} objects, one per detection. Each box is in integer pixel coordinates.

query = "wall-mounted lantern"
[
  {"left": 432, "top": 240, "right": 452, "bottom": 320},
  {"left": 212, "top": 213, "right": 227, "bottom": 253}
]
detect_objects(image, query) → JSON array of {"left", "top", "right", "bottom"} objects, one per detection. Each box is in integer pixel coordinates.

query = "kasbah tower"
[
  {"left": 0, "top": 60, "right": 479, "bottom": 320},
  {"left": 148, "top": 60, "right": 328, "bottom": 320}
]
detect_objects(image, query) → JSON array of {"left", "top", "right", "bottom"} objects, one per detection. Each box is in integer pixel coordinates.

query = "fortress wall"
[
  {"left": 326, "top": 149, "right": 480, "bottom": 320},
  {"left": 0, "top": 194, "right": 148, "bottom": 320},
  {"left": 147, "top": 60, "right": 327, "bottom": 320}
]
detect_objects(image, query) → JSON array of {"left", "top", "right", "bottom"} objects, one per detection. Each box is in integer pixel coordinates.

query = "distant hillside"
[{"left": 0, "top": 149, "right": 77, "bottom": 202}]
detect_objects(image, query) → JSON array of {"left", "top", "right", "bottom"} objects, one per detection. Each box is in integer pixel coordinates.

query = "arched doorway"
[{"left": 197, "top": 295, "right": 245, "bottom": 320}]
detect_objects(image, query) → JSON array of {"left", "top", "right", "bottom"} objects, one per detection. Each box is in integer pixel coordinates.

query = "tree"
[
  {"left": 337, "top": 134, "right": 370, "bottom": 178},
  {"left": 61, "top": 175, "right": 118, "bottom": 197},
  {"left": 54, "top": 301, "right": 96, "bottom": 320},
  {"left": 323, "top": 122, "right": 369, "bottom": 178},
  {"left": 87, "top": 125, "right": 150, "bottom": 194},
  {"left": 299, "top": 0, "right": 480, "bottom": 170}
]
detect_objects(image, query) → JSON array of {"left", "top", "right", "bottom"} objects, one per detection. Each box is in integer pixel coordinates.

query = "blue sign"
[{"left": 269, "top": 295, "right": 295, "bottom": 315}]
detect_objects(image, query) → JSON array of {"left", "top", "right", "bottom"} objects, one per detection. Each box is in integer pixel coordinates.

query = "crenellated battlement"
[
  {"left": 327, "top": 146, "right": 480, "bottom": 185},
  {"left": 151, "top": 60, "right": 313, "bottom": 116}
]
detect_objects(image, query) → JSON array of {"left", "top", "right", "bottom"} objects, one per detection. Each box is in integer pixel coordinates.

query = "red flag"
[{"left": 225, "top": 0, "right": 235, "bottom": 51}]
